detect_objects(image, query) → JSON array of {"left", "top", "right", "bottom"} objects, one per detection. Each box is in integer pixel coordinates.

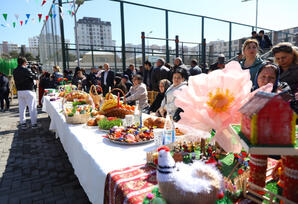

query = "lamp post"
[
  {"left": 147, "top": 30, "right": 153, "bottom": 53},
  {"left": 73, "top": 0, "right": 85, "bottom": 67},
  {"left": 242, "top": 0, "right": 259, "bottom": 31}
]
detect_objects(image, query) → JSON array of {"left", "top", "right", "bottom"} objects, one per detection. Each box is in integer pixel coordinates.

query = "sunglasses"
[{"left": 272, "top": 45, "right": 293, "bottom": 55}]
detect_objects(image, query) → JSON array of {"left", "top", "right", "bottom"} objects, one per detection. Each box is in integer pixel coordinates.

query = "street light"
[
  {"left": 242, "top": 0, "right": 259, "bottom": 31},
  {"left": 73, "top": 0, "right": 86, "bottom": 67},
  {"left": 147, "top": 30, "right": 153, "bottom": 53}
]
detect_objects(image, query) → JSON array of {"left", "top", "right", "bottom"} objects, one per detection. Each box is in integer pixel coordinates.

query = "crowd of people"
[{"left": 0, "top": 39, "right": 297, "bottom": 129}]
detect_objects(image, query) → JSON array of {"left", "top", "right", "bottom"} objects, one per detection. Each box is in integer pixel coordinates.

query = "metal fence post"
[
  {"left": 141, "top": 32, "right": 145, "bottom": 67},
  {"left": 91, "top": 44, "right": 94, "bottom": 68},
  {"left": 201, "top": 17, "right": 206, "bottom": 67},
  {"left": 58, "top": 0, "right": 66, "bottom": 72},
  {"left": 181, "top": 42, "right": 184, "bottom": 62},
  {"left": 66, "top": 43, "right": 69, "bottom": 70},
  {"left": 114, "top": 46, "right": 117, "bottom": 72},
  {"left": 165, "top": 10, "right": 169, "bottom": 63},
  {"left": 134, "top": 48, "right": 137, "bottom": 68},
  {"left": 175, "top": 35, "right": 179, "bottom": 57},
  {"left": 120, "top": 1, "right": 126, "bottom": 72},
  {"left": 229, "top": 22, "right": 232, "bottom": 60}
]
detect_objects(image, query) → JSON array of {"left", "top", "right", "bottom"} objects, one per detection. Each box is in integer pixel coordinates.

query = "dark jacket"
[
  {"left": 13, "top": 66, "right": 38, "bottom": 91},
  {"left": 189, "top": 65, "right": 202, "bottom": 76},
  {"left": 39, "top": 73, "right": 54, "bottom": 89},
  {"left": 259, "top": 35, "right": 272, "bottom": 50},
  {"left": 101, "top": 70, "right": 115, "bottom": 95},
  {"left": 240, "top": 57, "right": 265, "bottom": 84},
  {"left": 279, "top": 63, "right": 298, "bottom": 95},
  {"left": 125, "top": 80, "right": 133, "bottom": 91},
  {"left": 86, "top": 72, "right": 99, "bottom": 92},
  {"left": 170, "top": 64, "right": 189, "bottom": 81},
  {"left": 124, "top": 69, "right": 135, "bottom": 82},
  {"left": 151, "top": 65, "right": 170, "bottom": 91},
  {"left": 148, "top": 92, "right": 164, "bottom": 113},
  {"left": 143, "top": 67, "right": 153, "bottom": 90},
  {"left": 0, "top": 75, "right": 9, "bottom": 95}
]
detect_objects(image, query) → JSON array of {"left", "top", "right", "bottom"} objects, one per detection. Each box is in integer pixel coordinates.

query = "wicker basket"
[
  {"left": 64, "top": 113, "right": 90, "bottom": 124},
  {"left": 102, "top": 88, "right": 133, "bottom": 118},
  {"left": 89, "top": 85, "right": 104, "bottom": 108}
]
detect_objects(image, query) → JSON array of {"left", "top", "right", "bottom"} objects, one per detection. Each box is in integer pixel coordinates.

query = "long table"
[{"left": 42, "top": 96, "right": 156, "bottom": 204}]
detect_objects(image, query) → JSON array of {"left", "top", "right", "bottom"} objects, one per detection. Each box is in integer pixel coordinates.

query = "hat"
[
  {"left": 122, "top": 74, "right": 129, "bottom": 80},
  {"left": 218, "top": 54, "right": 225, "bottom": 58},
  {"left": 157, "top": 58, "right": 165, "bottom": 64}
]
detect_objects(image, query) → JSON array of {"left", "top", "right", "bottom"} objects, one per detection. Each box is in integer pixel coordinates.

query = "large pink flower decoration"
[{"left": 175, "top": 61, "right": 269, "bottom": 153}]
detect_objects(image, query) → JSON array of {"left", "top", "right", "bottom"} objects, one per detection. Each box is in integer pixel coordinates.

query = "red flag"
[
  {"left": 41, "top": 0, "right": 46, "bottom": 6},
  {"left": 38, "top": 14, "right": 42, "bottom": 22},
  {"left": 71, "top": 11, "right": 74, "bottom": 17},
  {"left": 45, "top": 15, "right": 49, "bottom": 21},
  {"left": 20, "top": 21, "right": 23, "bottom": 26}
]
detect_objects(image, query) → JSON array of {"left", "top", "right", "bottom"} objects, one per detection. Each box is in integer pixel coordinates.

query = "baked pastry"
[
  {"left": 144, "top": 117, "right": 155, "bottom": 128},
  {"left": 154, "top": 117, "right": 165, "bottom": 128},
  {"left": 87, "top": 119, "right": 97, "bottom": 126},
  {"left": 95, "top": 115, "right": 106, "bottom": 122}
]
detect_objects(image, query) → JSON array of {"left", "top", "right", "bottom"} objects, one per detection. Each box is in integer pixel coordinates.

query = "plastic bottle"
[
  {"left": 162, "top": 114, "right": 175, "bottom": 145},
  {"left": 134, "top": 101, "right": 141, "bottom": 126}
]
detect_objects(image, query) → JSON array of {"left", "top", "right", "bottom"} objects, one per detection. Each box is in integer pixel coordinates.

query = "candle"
[{"left": 117, "top": 92, "right": 120, "bottom": 107}]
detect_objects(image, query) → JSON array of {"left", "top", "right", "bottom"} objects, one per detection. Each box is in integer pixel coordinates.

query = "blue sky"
[{"left": 1, "top": 0, "right": 298, "bottom": 47}]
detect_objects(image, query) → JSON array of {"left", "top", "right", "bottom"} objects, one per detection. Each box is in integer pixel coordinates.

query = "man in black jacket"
[
  {"left": 13, "top": 57, "right": 38, "bottom": 130},
  {"left": 151, "top": 58, "right": 170, "bottom": 91},
  {"left": 143, "top": 61, "right": 153, "bottom": 90},
  {"left": 0, "top": 72, "right": 10, "bottom": 112},
  {"left": 258, "top": 30, "right": 272, "bottom": 52},
  {"left": 189, "top": 59, "right": 202, "bottom": 76},
  {"left": 100, "top": 63, "right": 115, "bottom": 96}
]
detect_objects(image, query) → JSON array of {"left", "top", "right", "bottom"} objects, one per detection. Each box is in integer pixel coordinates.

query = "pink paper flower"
[{"left": 174, "top": 61, "right": 272, "bottom": 153}]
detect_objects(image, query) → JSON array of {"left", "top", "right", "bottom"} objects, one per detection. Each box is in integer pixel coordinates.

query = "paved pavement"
[{"left": 0, "top": 100, "right": 91, "bottom": 204}]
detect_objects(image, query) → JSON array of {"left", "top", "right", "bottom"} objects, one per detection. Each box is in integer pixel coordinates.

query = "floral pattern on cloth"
[{"left": 104, "top": 164, "right": 157, "bottom": 204}]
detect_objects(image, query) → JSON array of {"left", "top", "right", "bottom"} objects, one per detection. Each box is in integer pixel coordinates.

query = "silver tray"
[{"left": 107, "top": 138, "right": 154, "bottom": 145}]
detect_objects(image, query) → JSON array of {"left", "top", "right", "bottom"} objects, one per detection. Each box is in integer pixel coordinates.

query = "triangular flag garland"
[
  {"left": 68, "top": 10, "right": 71, "bottom": 15},
  {"left": 49, "top": 14, "right": 53, "bottom": 18},
  {"left": 53, "top": 14, "right": 56, "bottom": 19},
  {"left": 42, "top": 0, "right": 46, "bottom": 6},
  {"left": 26, "top": 14, "right": 30, "bottom": 19},
  {"left": 15, "top": 14, "right": 19, "bottom": 20},
  {"left": 20, "top": 21, "right": 23, "bottom": 26},
  {"left": 45, "top": 15, "right": 49, "bottom": 21},
  {"left": 38, "top": 14, "right": 42, "bottom": 22},
  {"left": 71, "top": 11, "right": 74, "bottom": 17},
  {"left": 13, "top": 22, "right": 16, "bottom": 28},
  {"left": 25, "top": 19, "right": 28, "bottom": 25},
  {"left": 3, "top": 13, "right": 7, "bottom": 21}
]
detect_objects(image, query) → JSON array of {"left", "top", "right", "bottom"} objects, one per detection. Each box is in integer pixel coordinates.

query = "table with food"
[{"left": 42, "top": 81, "right": 298, "bottom": 204}]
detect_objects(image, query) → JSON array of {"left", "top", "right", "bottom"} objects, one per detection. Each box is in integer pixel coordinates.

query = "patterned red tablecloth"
[{"left": 104, "top": 164, "right": 157, "bottom": 204}]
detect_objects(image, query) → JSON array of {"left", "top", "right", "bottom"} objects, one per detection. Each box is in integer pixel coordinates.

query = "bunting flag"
[
  {"left": 71, "top": 11, "right": 74, "bottom": 17},
  {"left": 25, "top": 19, "right": 28, "bottom": 24},
  {"left": 68, "top": 10, "right": 71, "bottom": 15},
  {"left": 41, "top": 0, "right": 46, "bottom": 6},
  {"left": 13, "top": 22, "right": 16, "bottom": 28},
  {"left": 20, "top": 21, "right": 23, "bottom": 26},
  {"left": 38, "top": 14, "right": 42, "bottom": 22},
  {"left": 52, "top": 4, "right": 55, "bottom": 10},
  {"left": 49, "top": 14, "right": 53, "bottom": 18},
  {"left": 45, "top": 15, "right": 49, "bottom": 21},
  {"left": 15, "top": 14, "right": 19, "bottom": 20},
  {"left": 26, "top": 14, "right": 30, "bottom": 19},
  {"left": 2, "top": 13, "right": 7, "bottom": 21},
  {"left": 53, "top": 14, "right": 56, "bottom": 19}
]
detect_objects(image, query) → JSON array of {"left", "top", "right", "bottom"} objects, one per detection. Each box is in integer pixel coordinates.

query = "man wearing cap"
[
  {"left": 121, "top": 74, "right": 132, "bottom": 91},
  {"left": 151, "top": 58, "right": 170, "bottom": 91},
  {"left": 209, "top": 54, "right": 225, "bottom": 72}
]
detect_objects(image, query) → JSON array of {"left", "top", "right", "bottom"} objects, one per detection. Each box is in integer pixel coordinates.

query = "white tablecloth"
[{"left": 42, "top": 96, "right": 156, "bottom": 204}]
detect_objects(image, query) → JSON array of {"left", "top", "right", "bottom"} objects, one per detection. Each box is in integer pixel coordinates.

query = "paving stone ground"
[{"left": 0, "top": 99, "right": 91, "bottom": 204}]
